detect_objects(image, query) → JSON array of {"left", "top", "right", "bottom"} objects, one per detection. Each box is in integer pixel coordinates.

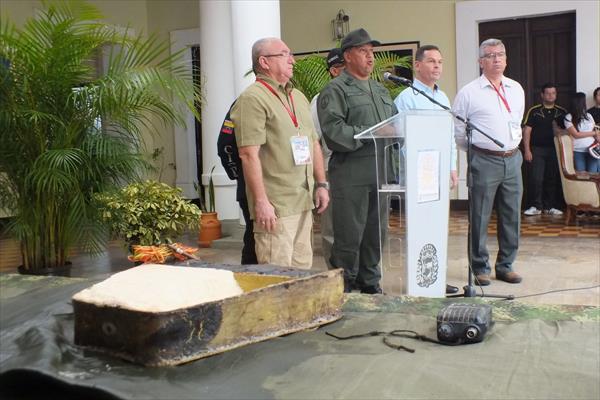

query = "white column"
[
  {"left": 230, "top": 0, "right": 281, "bottom": 223},
  {"left": 199, "top": 0, "right": 238, "bottom": 219},
  {"left": 230, "top": 0, "right": 281, "bottom": 96},
  {"left": 199, "top": 0, "right": 280, "bottom": 221}
]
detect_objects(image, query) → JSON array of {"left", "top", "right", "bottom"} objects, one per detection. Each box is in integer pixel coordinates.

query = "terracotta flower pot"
[{"left": 198, "top": 212, "right": 222, "bottom": 247}]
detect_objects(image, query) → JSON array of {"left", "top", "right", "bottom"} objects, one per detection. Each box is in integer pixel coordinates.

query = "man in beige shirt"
[{"left": 231, "top": 38, "right": 329, "bottom": 268}]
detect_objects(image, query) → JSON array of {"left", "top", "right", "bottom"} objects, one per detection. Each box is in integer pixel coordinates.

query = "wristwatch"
[{"left": 316, "top": 182, "right": 330, "bottom": 190}]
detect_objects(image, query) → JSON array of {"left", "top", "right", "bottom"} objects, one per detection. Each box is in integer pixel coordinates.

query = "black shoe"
[
  {"left": 445, "top": 284, "right": 459, "bottom": 294},
  {"left": 343, "top": 278, "right": 353, "bottom": 293},
  {"left": 360, "top": 285, "right": 383, "bottom": 295}
]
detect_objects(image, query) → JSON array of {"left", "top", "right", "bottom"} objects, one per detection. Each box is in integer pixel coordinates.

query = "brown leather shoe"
[
  {"left": 496, "top": 271, "right": 522, "bottom": 284},
  {"left": 474, "top": 274, "right": 491, "bottom": 286}
]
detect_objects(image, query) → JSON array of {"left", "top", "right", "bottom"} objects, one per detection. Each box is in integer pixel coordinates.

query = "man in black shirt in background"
[{"left": 522, "top": 83, "right": 567, "bottom": 216}]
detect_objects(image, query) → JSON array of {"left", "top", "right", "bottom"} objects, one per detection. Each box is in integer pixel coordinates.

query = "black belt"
[{"left": 472, "top": 145, "right": 519, "bottom": 158}]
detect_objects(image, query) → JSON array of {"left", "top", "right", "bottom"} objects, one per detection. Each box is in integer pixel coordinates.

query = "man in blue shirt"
[
  {"left": 394, "top": 44, "right": 458, "bottom": 294},
  {"left": 394, "top": 45, "right": 458, "bottom": 188}
]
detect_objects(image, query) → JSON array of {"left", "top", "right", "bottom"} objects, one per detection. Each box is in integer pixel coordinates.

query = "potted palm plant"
[
  {"left": 0, "top": 1, "right": 201, "bottom": 274},
  {"left": 194, "top": 166, "right": 222, "bottom": 247}
]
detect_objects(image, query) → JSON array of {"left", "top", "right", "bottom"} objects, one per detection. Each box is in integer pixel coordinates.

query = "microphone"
[{"left": 383, "top": 72, "right": 412, "bottom": 86}]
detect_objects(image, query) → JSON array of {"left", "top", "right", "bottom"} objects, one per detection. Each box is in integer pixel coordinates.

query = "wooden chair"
[{"left": 553, "top": 127, "right": 600, "bottom": 224}]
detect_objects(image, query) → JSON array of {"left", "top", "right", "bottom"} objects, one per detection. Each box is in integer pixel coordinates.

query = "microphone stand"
[{"left": 394, "top": 80, "right": 513, "bottom": 300}]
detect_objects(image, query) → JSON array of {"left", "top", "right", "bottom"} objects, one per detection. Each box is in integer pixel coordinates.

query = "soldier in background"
[
  {"left": 310, "top": 48, "right": 345, "bottom": 269},
  {"left": 217, "top": 103, "right": 257, "bottom": 264}
]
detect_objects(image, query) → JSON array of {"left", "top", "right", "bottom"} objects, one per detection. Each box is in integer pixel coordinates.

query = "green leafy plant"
[
  {"left": 290, "top": 50, "right": 412, "bottom": 100},
  {"left": 194, "top": 166, "right": 216, "bottom": 213},
  {"left": 95, "top": 181, "right": 201, "bottom": 246},
  {"left": 0, "top": 1, "right": 201, "bottom": 271},
  {"left": 291, "top": 55, "right": 331, "bottom": 101},
  {"left": 371, "top": 51, "right": 413, "bottom": 99}
]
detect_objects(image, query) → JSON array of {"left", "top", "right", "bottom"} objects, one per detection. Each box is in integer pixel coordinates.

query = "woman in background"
[
  {"left": 564, "top": 92, "right": 600, "bottom": 172},
  {"left": 587, "top": 87, "right": 600, "bottom": 124}
]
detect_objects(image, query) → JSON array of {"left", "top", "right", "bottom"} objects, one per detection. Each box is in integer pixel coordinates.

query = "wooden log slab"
[{"left": 73, "top": 265, "right": 344, "bottom": 366}]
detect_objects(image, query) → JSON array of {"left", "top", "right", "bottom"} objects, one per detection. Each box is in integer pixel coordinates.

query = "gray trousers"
[
  {"left": 469, "top": 150, "right": 523, "bottom": 275},
  {"left": 330, "top": 183, "right": 382, "bottom": 288}
]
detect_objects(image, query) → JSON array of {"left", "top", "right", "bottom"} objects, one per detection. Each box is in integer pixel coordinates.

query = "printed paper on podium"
[{"left": 417, "top": 150, "right": 440, "bottom": 203}]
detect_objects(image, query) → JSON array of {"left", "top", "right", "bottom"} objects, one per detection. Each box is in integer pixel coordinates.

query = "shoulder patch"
[
  {"left": 319, "top": 94, "right": 330, "bottom": 109},
  {"left": 220, "top": 119, "right": 235, "bottom": 134}
]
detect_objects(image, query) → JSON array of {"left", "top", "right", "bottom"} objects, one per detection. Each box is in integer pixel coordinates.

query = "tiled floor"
[
  {"left": 1, "top": 210, "right": 599, "bottom": 306},
  {"left": 377, "top": 209, "right": 600, "bottom": 238}
]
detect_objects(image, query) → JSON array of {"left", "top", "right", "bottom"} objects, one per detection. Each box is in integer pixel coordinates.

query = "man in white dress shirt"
[
  {"left": 394, "top": 44, "right": 459, "bottom": 294},
  {"left": 452, "top": 38, "right": 525, "bottom": 286}
]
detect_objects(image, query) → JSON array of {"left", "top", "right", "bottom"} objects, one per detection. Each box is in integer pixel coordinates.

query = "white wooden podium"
[{"left": 354, "top": 110, "right": 453, "bottom": 297}]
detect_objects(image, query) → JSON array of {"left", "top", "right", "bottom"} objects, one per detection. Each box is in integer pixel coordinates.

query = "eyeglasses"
[
  {"left": 262, "top": 52, "right": 294, "bottom": 59},
  {"left": 481, "top": 52, "right": 506, "bottom": 59}
]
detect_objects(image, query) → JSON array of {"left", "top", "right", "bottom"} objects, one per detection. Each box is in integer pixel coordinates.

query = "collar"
[
  {"left": 413, "top": 78, "right": 439, "bottom": 94},
  {"left": 339, "top": 70, "right": 374, "bottom": 97},
  {"left": 341, "top": 69, "right": 370, "bottom": 85},
  {"left": 478, "top": 74, "right": 511, "bottom": 88},
  {"left": 255, "top": 73, "right": 293, "bottom": 93}
]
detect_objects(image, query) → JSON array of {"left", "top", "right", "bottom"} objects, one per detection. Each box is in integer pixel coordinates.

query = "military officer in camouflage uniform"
[{"left": 318, "top": 29, "right": 397, "bottom": 293}]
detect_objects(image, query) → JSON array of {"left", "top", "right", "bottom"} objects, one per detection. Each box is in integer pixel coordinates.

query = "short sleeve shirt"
[
  {"left": 564, "top": 113, "right": 595, "bottom": 151},
  {"left": 587, "top": 107, "right": 600, "bottom": 124},
  {"left": 523, "top": 104, "right": 567, "bottom": 147},
  {"left": 231, "top": 74, "right": 318, "bottom": 219}
]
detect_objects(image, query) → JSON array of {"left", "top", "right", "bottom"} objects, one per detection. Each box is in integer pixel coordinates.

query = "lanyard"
[
  {"left": 487, "top": 78, "right": 511, "bottom": 113},
  {"left": 256, "top": 79, "right": 298, "bottom": 128}
]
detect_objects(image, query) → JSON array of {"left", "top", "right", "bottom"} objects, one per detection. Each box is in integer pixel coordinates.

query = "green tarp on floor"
[{"left": 1, "top": 274, "right": 598, "bottom": 399}]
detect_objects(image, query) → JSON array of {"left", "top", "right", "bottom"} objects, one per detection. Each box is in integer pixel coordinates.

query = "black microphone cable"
[{"left": 492, "top": 284, "right": 600, "bottom": 301}]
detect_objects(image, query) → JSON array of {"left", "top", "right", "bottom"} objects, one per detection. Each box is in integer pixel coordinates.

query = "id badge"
[
  {"left": 509, "top": 121, "right": 522, "bottom": 141},
  {"left": 290, "top": 135, "right": 312, "bottom": 165}
]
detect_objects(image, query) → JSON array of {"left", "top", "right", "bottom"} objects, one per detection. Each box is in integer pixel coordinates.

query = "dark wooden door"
[{"left": 479, "top": 12, "right": 576, "bottom": 109}]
